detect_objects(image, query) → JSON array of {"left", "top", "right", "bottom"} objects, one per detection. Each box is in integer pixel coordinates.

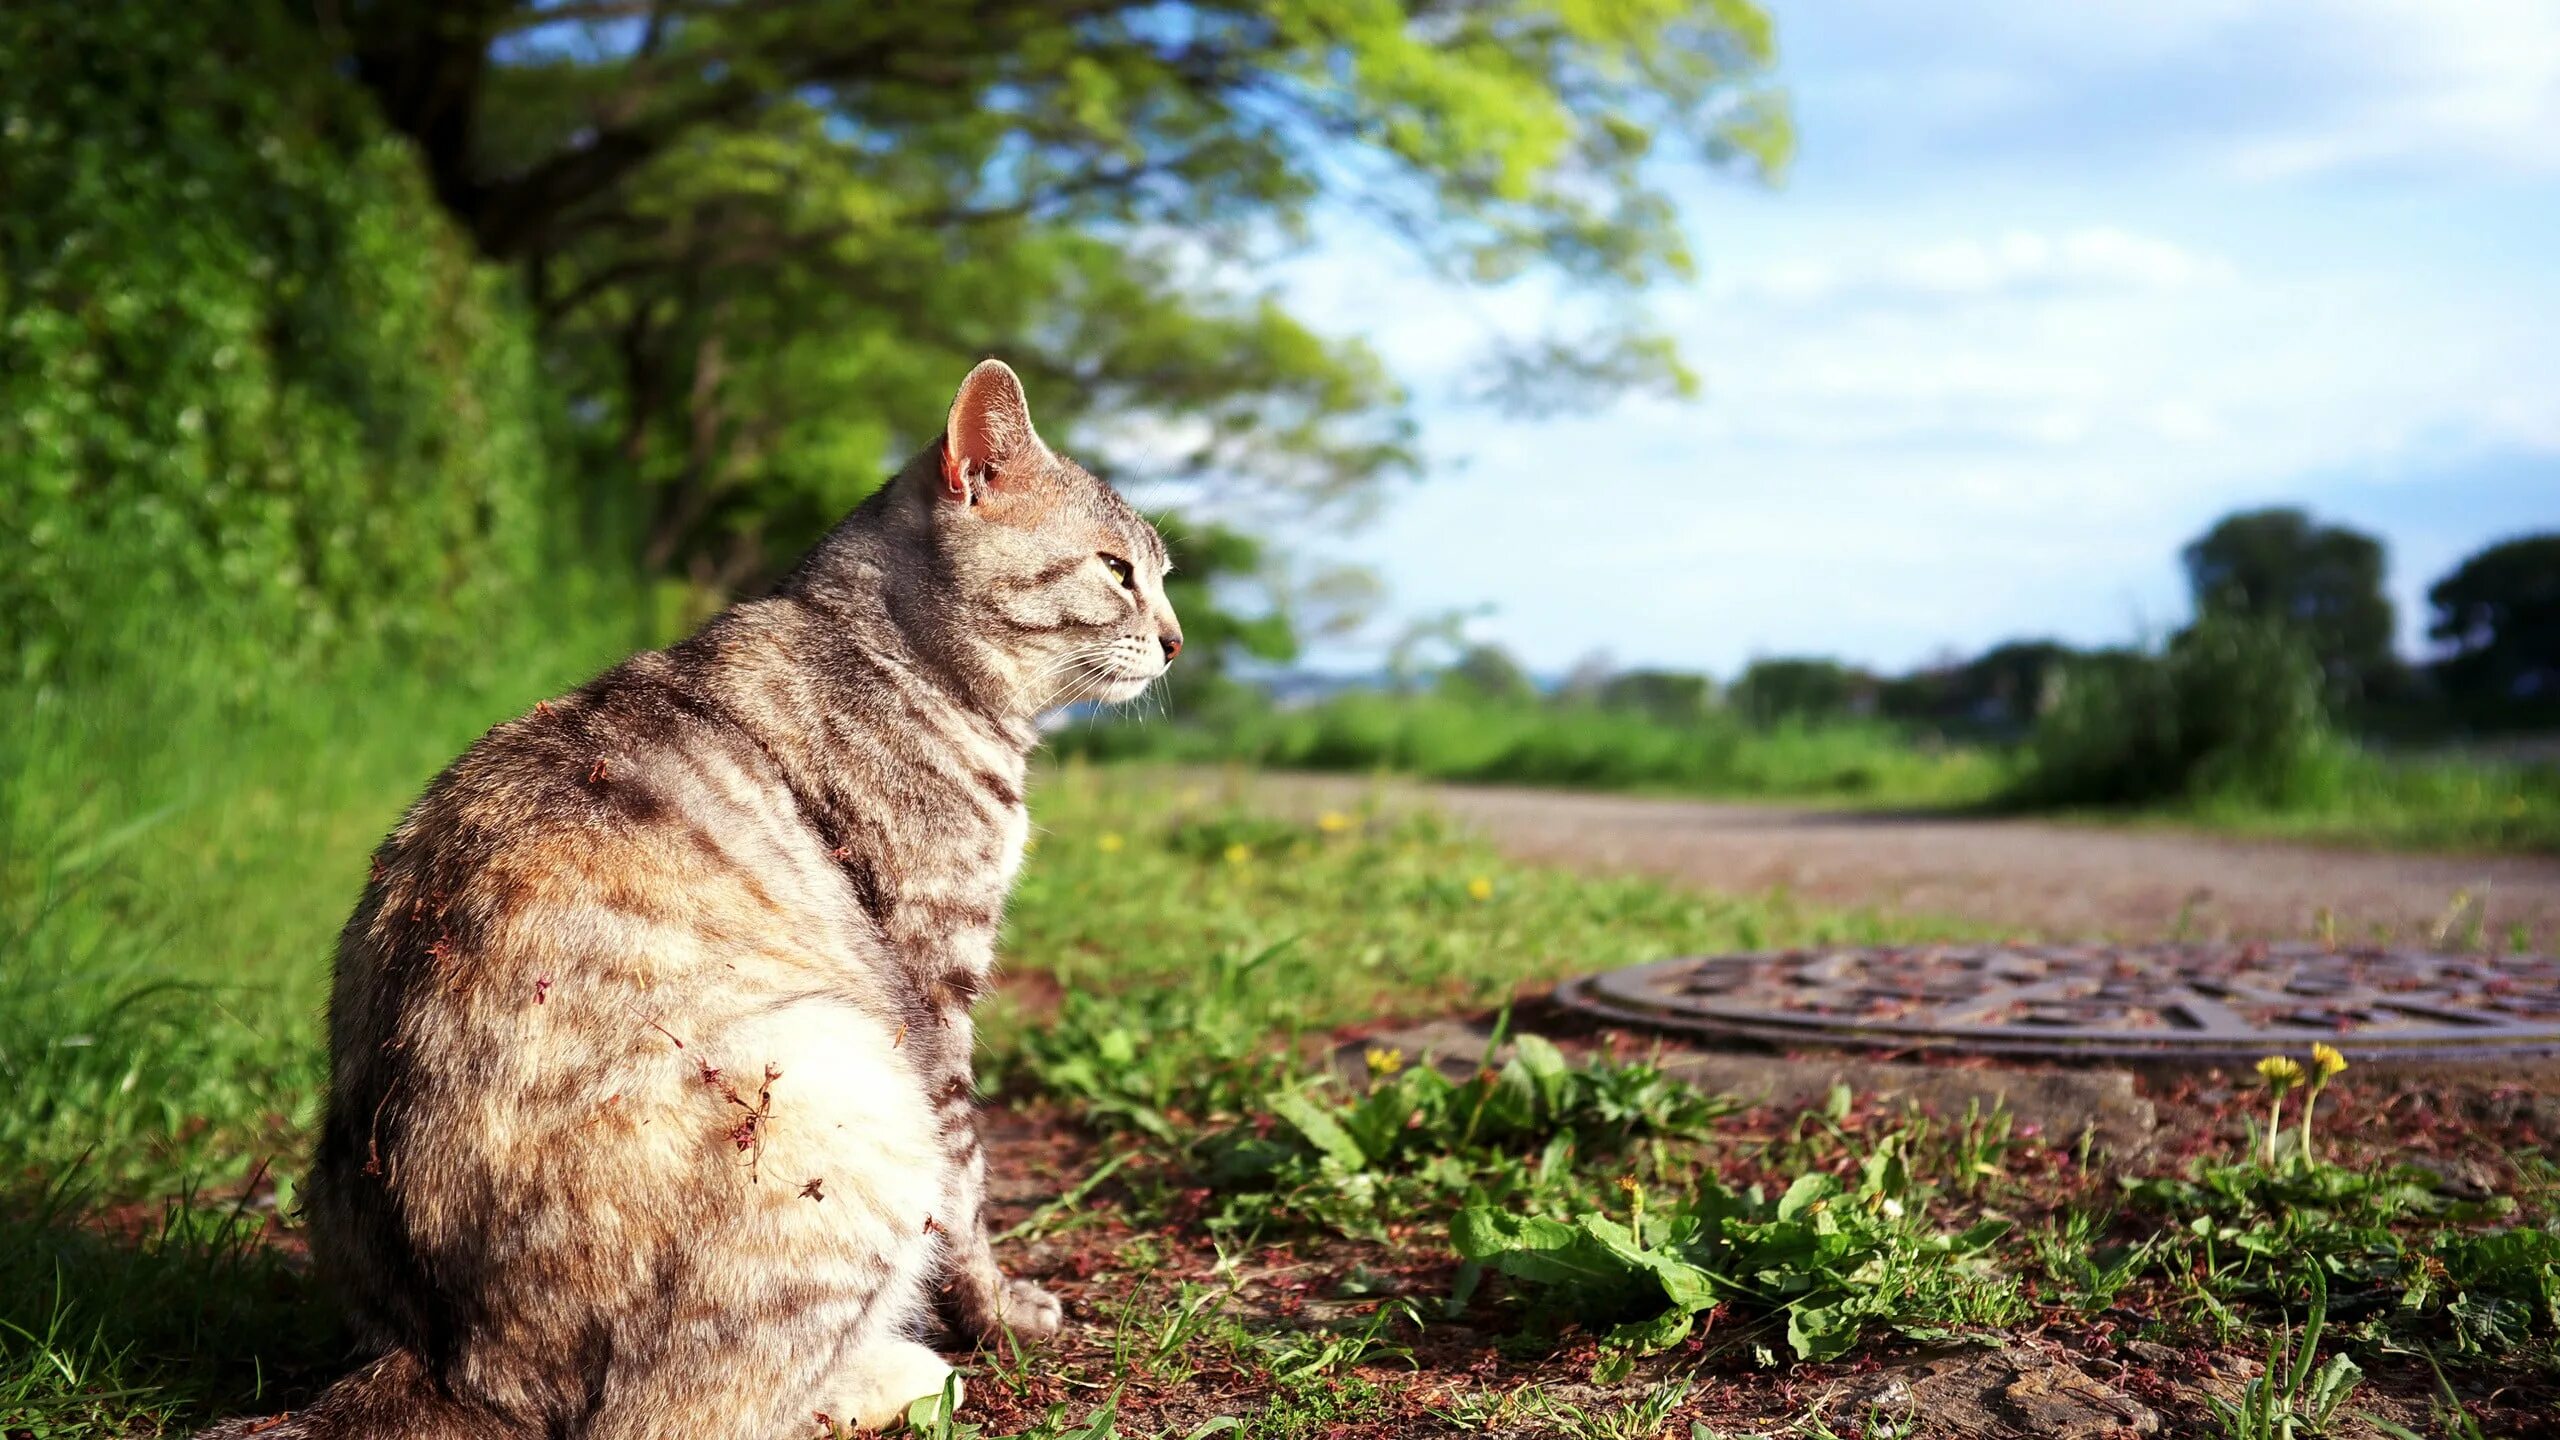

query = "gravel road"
[{"left": 1238, "top": 772, "right": 2560, "bottom": 944}]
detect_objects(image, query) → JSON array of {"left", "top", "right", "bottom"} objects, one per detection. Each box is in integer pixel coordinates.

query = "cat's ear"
[{"left": 940, "top": 358, "right": 1046, "bottom": 504}]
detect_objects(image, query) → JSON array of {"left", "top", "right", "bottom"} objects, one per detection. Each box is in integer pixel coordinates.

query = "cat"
[{"left": 199, "top": 360, "right": 1181, "bottom": 1439}]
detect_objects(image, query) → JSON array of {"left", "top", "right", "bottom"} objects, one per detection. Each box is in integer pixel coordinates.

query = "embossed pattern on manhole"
[{"left": 1551, "top": 944, "right": 2560, "bottom": 1062}]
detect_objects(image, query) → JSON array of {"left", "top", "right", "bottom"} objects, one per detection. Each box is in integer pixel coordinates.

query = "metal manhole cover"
[{"left": 1551, "top": 943, "right": 2560, "bottom": 1062}]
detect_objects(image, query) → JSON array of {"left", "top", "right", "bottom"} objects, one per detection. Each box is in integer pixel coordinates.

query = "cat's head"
[{"left": 918, "top": 359, "right": 1182, "bottom": 712}]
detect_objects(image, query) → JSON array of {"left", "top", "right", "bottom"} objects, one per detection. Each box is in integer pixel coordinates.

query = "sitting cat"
[{"left": 201, "top": 360, "right": 1180, "bottom": 1438}]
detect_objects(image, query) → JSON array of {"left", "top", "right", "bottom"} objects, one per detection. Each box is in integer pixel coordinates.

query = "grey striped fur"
[{"left": 197, "top": 361, "right": 1179, "bottom": 1439}]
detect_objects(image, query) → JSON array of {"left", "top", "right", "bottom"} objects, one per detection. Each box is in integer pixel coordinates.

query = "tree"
[
  {"left": 1598, "top": 669, "right": 1716, "bottom": 723},
  {"left": 2181, "top": 508, "right": 2399, "bottom": 706},
  {"left": 1879, "top": 641, "right": 2073, "bottom": 736},
  {"left": 1730, "top": 658, "right": 1872, "bottom": 727},
  {"left": 1151, "top": 516, "right": 1298, "bottom": 716},
  {"left": 298, "top": 0, "right": 1792, "bottom": 586},
  {"left": 2428, "top": 533, "right": 2560, "bottom": 729},
  {"left": 1438, "top": 643, "right": 1538, "bottom": 703}
]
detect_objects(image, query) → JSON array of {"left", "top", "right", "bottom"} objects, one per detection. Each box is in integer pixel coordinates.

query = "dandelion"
[
  {"left": 1223, "top": 842, "right": 1251, "bottom": 866},
  {"left": 1097, "top": 832, "right": 1124, "bottom": 853},
  {"left": 1317, "top": 810, "right": 1352, "bottom": 834},
  {"left": 1616, "top": 1175, "right": 1646, "bottom": 1248},
  {"left": 1466, "top": 875, "right": 1494, "bottom": 902},
  {"left": 1364, "top": 1046, "right": 1405, "bottom": 1077},
  {"left": 2300, "top": 1042, "right": 2348, "bottom": 1166},
  {"left": 2255, "top": 1054, "right": 2304, "bottom": 1167}
]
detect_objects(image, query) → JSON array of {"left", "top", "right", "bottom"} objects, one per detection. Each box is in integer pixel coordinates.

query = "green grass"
[
  {"left": 4, "top": 702, "right": 2552, "bottom": 1435},
  {"left": 1058, "top": 694, "right": 2013, "bottom": 807},
  {"left": 1060, "top": 691, "right": 2560, "bottom": 855}
]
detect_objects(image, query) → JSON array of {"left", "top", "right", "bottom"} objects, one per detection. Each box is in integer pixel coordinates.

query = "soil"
[{"left": 1234, "top": 772, "right": 2560, "bottom": 945}]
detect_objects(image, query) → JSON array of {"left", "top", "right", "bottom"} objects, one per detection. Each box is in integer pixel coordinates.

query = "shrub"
[
  {"left": 0, "top": 0, "right": 576, "bottom": 689},
  {"left": 2016, "top": 615, "right": 2338, "bottom": 808}
]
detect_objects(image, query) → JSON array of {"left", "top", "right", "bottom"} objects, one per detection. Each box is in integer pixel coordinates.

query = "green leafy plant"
[
  {"left": 2209, "top": 1269, "right": 2363, "bottom": 1440},
  {"left": 1453, "top": 1133, "right": 2014, "bottom": 1375},
  {"left": 1197, "top": 1031, "right": 1730, "bottom": 1239}
]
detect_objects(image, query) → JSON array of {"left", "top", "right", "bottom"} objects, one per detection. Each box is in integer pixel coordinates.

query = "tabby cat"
[{"left": 201, "top": 361, "right": 1180, "bottom": 1438}]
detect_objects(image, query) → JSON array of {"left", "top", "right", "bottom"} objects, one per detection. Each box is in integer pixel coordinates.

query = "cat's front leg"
[
  {"left": 922, "top": 1006, "right": 1063, "bottom": 1345},
  {"left": 933, "top": 1117, "right": 1063, "bottom": 1342}
]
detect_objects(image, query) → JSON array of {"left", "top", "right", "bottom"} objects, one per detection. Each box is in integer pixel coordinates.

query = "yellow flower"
[
  {"left": 1317, "top": 810, "right": 1352, "bottom": 834},
  {"left": 1364, "top": 1046, "right": 1405, "bottom": 1077},
  {"left": 1466, "top": 876, "right": 1494, "bottom": 902},
  {"left": 1224, "top": 842, "right": 1252, "bottom": 866},
  {"left": 2256, "top": 1054, "right": 2305, "bottom": 1090},
  {"left": 2310, "top": 1043, "right": 2347, "bottom": 1081},
  {"left": 1097, "top": 832, "right": 1124, "bottom": 853}
]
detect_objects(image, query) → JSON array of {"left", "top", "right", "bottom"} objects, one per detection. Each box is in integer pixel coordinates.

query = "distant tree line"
[{"left": 1423, "top": 509, "right": 2559, "bottom": 739}]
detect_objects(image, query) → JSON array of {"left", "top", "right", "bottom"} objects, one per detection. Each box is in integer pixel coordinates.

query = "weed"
[
  {"left": 1453, "top": 1130, "right": 2016, "bottom": 1375},
  {"left": 2207, "top": 1269, "right": 2363, "bottom": 1439},
  {"left": 1194, "top": 1030, "right": 1730, "bottom": 1240},
  {"left": 1436, "top": 1377, "right": 1696, "bottom": 1439}
]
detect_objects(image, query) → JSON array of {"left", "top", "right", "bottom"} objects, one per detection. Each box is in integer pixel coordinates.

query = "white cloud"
[
  {"left": 1784, "top": 0, "right": 2560, "bottom": 181},
  {"left": 1259, "top": 2, "right": 2560, "bottom": 675},
  {"left": 1739, "top": 229, "right": 2233, "bottom": 307}
]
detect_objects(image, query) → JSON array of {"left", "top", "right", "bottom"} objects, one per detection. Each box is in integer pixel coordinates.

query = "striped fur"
[{"left": 198, "top": 362, "right": 1178, "bottom": 1439}]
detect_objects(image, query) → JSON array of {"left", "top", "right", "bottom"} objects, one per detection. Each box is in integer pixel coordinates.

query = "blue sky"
[{"left": 1256, "top": 0, "right": 2560, "bottom": 677}]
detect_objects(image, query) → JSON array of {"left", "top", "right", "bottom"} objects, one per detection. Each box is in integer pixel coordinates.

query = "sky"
[{"left": 1262, "top": 0, "right": 2560, "bottom": 679}]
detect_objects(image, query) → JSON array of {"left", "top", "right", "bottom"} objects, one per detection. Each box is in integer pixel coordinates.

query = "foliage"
[
  {"left": 303, "top": 0, "right": 1793, "bottom": 585},
  {"left": 2122, "top": 1154, "right": 2558, "bottom": 1361},
  {"left": 2428, "top": 532, "right": 2560, "bottom": 731},
  {"left": 1875, "top": 640, "right": 2074, "bottom": 738},
  {"left": 1593, "top": 669, "right": 1718, "bottom": 724},
  {"left": 1729, "top": 658, "right": 1875, "bottom": 727},
  {"left": 1193, "top": 1032, "right": 1731, "bottom": 1239},
  {"left": 2183, "top": 508, "right": 2400, "bottom": 709},
  {"left": 2014, "top": 614, "right": 2338, "bottom": 810},
  {"left": 2207, "top": 1269, "right": 2365, "bottom": 1440},
  {"left": 1059, "top": 694, "right": 2011, "bottom": 806},
  {"left": 1452, "top": 1132, "right": 2015, "bottom": 1374},
  {"left": 0, "top": 0, "right": 579, "bottom": 687},
  {"left": 1438, "top": 645, "right": 1541, "bottom": 705},
  {"left": 1150, "top": 517, "right": 1301, "bottom": 717}
]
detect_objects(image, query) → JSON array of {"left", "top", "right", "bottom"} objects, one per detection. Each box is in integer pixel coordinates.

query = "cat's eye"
[{"left": 1099, "top": 554, "right": 1136, "bottom": 591}]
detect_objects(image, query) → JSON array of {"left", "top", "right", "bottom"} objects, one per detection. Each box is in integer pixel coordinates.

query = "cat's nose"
[{"left": 1160, "top": 632, "right": 1182, "bottom": 663}]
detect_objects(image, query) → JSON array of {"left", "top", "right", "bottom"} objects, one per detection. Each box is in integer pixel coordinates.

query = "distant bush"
[
  {"left": 1058, "top": 692, "right": 2011, "bottom": 806},
  {"left": 1729, "top": 657, "right": 1876, "bottom": 726},
  {"left": 0, "top": 0, "right": 579, "bottom": 688},
  {"left": 2014, "top": 615, "right": 2338, "bottom": 808}
]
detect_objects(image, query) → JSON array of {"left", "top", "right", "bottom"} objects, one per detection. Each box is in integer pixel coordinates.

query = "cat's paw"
[{"left": 999, "top": 1276, "right": 1064, "bottom": 1339}]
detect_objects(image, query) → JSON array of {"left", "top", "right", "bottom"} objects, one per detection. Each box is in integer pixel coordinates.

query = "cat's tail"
[{"left": 194, "top": 1350, "right": 532, "bottom": 1440}]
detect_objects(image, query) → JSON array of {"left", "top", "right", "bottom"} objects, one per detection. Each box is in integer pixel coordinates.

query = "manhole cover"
[{"left": 1552, "top": 943, "right": 2560, "bottom": 1062}]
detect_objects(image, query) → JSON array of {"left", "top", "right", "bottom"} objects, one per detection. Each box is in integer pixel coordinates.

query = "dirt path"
[{"left": 1237, "top": 772, "right": 2560, "bottom": 943}]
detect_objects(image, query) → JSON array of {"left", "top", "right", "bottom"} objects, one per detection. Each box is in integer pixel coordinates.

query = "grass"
[
  {"left": 1058, "top": 694, "right": 2013, "bottom": 807},
  {"left": 5, "top": 696, "right": 2557, "bottom": 1434},
  {"left": 1056, "top": 691, "right": 2560, "bottom": 856}
]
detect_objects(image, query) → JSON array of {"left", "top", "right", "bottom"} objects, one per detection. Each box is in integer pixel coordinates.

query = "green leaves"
[
  {"left": 1452, "top": 1135, "right": 2016, "bottom": 1372},
  {"left": 1190, "top": 1035, "right": 1731, "bottom": 1240},
  {"left": 1267, "top": 1090, "right": 1369, "bottom": 1173},
  {"left": 312, "top": 0, "right": 1792, "bottom": 588},
  {"left": 2, "top": 0, "right": 572, "bottom": 688}
]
